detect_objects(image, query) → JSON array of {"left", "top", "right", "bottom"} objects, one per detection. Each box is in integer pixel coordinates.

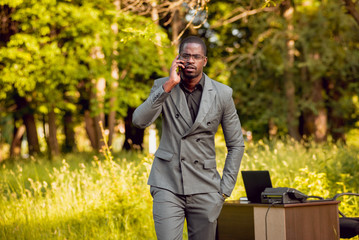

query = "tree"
[
  {"left": 0, "top": 0, "right": 109, "bottom": 156},
  {"left": 0, "top": 0, "right": 176, "bottom": 156},
  {"left": 204, "top": 0, "right": 359, "bottom": 141}
]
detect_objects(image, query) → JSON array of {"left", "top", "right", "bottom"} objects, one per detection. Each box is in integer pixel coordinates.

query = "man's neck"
[{"left": 181, "top": 74, "right": 203, "bottom": 92}]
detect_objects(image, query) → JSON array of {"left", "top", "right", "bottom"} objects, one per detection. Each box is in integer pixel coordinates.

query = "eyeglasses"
[{"left": 180, "top": 53, "right": 206, "bottom": 61}]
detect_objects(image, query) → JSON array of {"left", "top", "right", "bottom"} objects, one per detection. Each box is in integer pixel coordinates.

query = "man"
[{"left": 132, "top": 36, "right": 245, "bottom": 240}]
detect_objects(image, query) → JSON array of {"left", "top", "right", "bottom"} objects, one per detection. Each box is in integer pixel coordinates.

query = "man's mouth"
[{"left": 185, "top": 65, "right": 196, "bottom": 70}]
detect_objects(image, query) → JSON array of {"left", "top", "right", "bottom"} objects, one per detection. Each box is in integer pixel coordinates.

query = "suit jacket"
[{"left": 132, "top": 73, "right": 245, "bottom": 196}]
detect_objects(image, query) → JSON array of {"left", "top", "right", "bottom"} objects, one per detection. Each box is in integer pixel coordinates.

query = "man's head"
[
  {"left": 179, "top": 36, "right": 207, "bottom": 81},
  {"left": 179, "top": 36, "right": 207, "bottom": 56}
]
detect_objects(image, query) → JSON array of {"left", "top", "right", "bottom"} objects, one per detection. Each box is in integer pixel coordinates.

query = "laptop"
[{"left": 241, "top": 170, "right": 273, "bottom": 203}]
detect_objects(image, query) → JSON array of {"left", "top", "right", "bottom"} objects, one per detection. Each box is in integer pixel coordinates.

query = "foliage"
[
  {"left": 0, "top": 0, "right": 172, "bottom": 107},
  {"left": 204, "top": 0, "right": 359, "bottom": 139},
  {"left": 1, "top": 0, "right": 359, "bottom": 156},
  {"left": 114, "top": 14, "right": 174, "bottom": 111},
  {"left": 0, "top": 139, "right": 358, "bottom": 239},
  {"left": 0, "top": 0, "right": 174, "bottom": 154}
]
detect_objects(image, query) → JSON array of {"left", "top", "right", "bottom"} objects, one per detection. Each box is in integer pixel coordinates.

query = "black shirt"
[{"left": 180, "top": 75, "right": 205, "bottom": 122}]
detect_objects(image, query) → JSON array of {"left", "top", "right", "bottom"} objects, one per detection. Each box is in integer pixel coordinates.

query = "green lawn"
[{"left": 1, "top": 139, "right": 358, "bottom": 239}]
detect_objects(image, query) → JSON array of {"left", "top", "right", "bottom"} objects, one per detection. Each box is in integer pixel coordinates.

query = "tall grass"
[
  {"left": 0, "top": 152, "right": 155, "bottom": 239},
  {"left": 0, "top": 137, "right": 358, "bottom": 239}
]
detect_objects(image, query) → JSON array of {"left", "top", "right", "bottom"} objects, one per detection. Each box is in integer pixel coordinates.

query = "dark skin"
[{"left": 163, "top": 42, "right": 208, "bottom": 93}]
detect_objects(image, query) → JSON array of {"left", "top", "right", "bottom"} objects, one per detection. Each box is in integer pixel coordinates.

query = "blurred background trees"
[
  {"left": 0, "top": 0, "right": 358, "bottom": 160},
  {"left": 204, "top": 0, "right": 359, "bottom": 142}
]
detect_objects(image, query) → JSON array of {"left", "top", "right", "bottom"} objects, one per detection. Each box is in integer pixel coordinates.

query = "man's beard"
[
  {"left": 181, "top": 65, "right": 201, "bottom": 80},
  {"left": 182, "top": 72, "right": 200, "bottom": 80}
]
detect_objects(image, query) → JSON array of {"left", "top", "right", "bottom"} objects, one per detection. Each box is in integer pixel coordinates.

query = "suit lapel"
[
  {"left": 170, "top": 84, "right": 193, "bottom": 127},
  {"left": 185, "top": 74, "right": 216, "bottom": 135}
]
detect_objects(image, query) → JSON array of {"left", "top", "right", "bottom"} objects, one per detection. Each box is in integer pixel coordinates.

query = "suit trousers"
[{"left": 150, "top": 186, "right": 225, "bottom": 240}]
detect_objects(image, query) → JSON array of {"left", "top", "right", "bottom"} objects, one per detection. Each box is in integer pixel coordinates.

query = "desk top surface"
[{"left": 224, "top": 200, "right": 340, "bottom": 208}]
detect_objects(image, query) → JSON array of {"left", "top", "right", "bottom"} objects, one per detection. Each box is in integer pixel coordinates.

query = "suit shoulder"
[
  {"left": 151, "top": 77, "right": 169, "bottom": 90},
  {"left": 210, "top": 79, "right": 233, "bottom": 95},
  {"left": 154, "top": 77, "right": 169, "bottom": 85}
]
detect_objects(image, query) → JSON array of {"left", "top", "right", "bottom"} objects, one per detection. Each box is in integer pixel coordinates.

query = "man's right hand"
[{"left": 163, "top": 55, "right": 185, "bottom": 92}]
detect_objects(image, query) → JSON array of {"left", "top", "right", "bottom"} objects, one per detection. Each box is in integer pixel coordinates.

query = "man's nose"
[{"left": 187, "top": 56, "right": 195, "bottom": 63}]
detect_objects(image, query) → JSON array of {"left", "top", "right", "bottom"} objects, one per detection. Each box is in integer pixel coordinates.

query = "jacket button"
[
  {"left": 181, "top": 158, "right": 185, "bottom": 161},
  {"left": 175, "top": 114, "right": 179, "bottom": 118},
  {"left": 196, "top": 138, "right": 201, "bottom": 142},
  {"left": 207, "top": 122, "right": 211, "bottom": 126},
  {"left": 194, "top": 160, "right": 199, "bottom": 164}
]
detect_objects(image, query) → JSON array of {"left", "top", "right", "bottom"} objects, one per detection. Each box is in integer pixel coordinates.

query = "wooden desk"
[{"left": 217, "top": 200, "right": 340, "bottom": 240}]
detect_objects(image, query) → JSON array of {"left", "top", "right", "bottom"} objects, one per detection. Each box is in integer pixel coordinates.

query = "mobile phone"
[{"left": 177, "top": 56, "right": 183, "bottom": 73}]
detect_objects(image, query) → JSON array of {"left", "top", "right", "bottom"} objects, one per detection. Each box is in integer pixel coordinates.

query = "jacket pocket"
[
  {"left": 154, "top": 149, "right": 173, "bottom": 162},
  {"left": 204, "top": 159, "right": 217, "bottom": 169}
]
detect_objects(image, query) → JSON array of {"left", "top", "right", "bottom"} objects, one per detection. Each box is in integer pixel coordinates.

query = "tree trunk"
[
  {"left": 14, "top": 94, "right": 40, "bottom": 156},
  {"left": 323, "top": 78, "right": 347, "bottom": 142},
  {"left": 171, "top": 9, "right": 181, "bottom": 45},
  {"left": 84, "top": 110, "right": 98, "bottom": 150},
  {"left": 328, "top": 114, "right": 346, "bottom": 142},
  {"left": 108, "top": 1, "right": 120, "bottom": 147},
  {"left": 0, "top": 5, "right": 18, "bottom": 47},
  {"left": 123, "top": 107, "right": 144, "bottom": 151},
  {"left": 108, "top": 112, "right": 116, "bottom": 147},
  {"left": 63, "top": 110, "right": 76, "bottom": 153},
  {"left": 300, "top": 109, "right": 328, "bottom": 142},
  {"left": 42, "top": 114, "right": 50, "bottom": 158},
  {"left": 48, "top": 106, "right": 60, "bottom": 156},
  {"left": 151, "top": 1, "right": 169, "bottom": 73},
  {"left": 284, "top": 77, "right": 301, "bottom": 141},
  {"left": 93, "top": 78, "right": 106, "bottom": 151},
  {"left": 78, "top": 78, "right": 104, "bottom": 151},
  {"left": 81, "top": 77, "right": 106, "bottom": 152},
  {"left": 10, "top": 123, "right": 25, "bottom": 158},
  {"left": 299, "top": 52, "right": 328, "bottom": 142},
  {"left": 23, "top": 112, "right": 40, "bottom": 155},
  {"left": 281, "top": 0, "right": 301, "bottom": 141},
  {"left": 310, "top": 79, "right": 327, "bottom": 142},
  {"left": 93, "top": 115, "right": 104, "bottom": 150},
  {"left": 108, "top": 79, "right": 118, "bottom": 147},
  {"left": 268, "top": 118, "right": 278, "bottom": 138},
  {"left": 314, "top": 108, "right": 327, "bottom": 142}
]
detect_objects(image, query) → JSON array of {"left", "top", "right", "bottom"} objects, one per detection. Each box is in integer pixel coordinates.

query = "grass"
[{"left": 0, "top": 137, "right": 359, "bottom": 239}]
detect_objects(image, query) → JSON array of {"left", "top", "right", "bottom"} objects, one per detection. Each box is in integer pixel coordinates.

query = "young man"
[{"left": 132, "top": 36, "right": 245, "bottom": 240}]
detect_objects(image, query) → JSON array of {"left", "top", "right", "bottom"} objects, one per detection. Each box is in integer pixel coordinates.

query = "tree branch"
[
  {"left": 121, "top": 0, "right": 209, "bottom": 44},
  {"left": 342, "top": 0, "right": 359, "bottom": 26},
  {"left": 211, "top": 6, "right": 277, "bottom": 29}
]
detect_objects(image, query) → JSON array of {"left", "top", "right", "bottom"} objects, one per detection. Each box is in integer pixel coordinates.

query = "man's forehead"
[{"left": 181, "top": 42, "right": 205, "bottom": 53}]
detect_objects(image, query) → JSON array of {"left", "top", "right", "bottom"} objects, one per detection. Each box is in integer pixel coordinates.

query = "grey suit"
[{"left": 133, "top": 73, "right": 245, "bottom": 239}]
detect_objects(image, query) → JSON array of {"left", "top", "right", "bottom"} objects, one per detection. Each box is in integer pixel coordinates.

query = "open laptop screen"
[{"left": 241, "top": 170, "right": 273, "bottom": 203}]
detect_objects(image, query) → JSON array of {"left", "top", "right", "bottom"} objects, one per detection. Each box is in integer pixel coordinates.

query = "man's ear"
[{"left": 203, "top": 57, "right": 208, "bottom": 67}]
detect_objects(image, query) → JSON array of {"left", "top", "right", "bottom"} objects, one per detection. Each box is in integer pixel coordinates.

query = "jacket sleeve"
[
  {"left": 220, "top": 88, "right": 245, "bottom": 197},
  {"left": 132, "top": 78, "right": 170, "bottom": 129}
]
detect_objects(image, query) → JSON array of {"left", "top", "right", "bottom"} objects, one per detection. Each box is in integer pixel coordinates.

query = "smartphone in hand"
[{"left": 177, "top": 56, "right": 184, "bottom": 75}]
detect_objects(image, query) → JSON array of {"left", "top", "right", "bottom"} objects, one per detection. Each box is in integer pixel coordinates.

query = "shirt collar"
[{"left": 180, "top": 74, "right": 204, "bottom": 93}]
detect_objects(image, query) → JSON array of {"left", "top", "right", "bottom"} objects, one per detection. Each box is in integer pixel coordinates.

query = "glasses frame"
[{"left": 179, "top": 53, "right": 206, "bottom": 61}]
